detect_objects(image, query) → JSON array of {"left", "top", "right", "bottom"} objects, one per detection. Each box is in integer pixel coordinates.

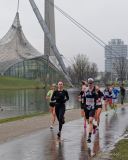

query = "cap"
[{"left": 87, "top": 78, "right": 94, "bottom": 83}]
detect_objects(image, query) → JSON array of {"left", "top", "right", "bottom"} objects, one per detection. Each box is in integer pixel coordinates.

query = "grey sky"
[{"left": 0, "top": 0, "right": 128, "bottom": 71}]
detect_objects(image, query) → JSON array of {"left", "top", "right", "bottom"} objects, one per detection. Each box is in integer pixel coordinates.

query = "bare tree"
[
  {"left": 67, "top": 66, "right": 77, "bottom": 84},
  {"left": 67, "top": 54, "right": 98, "bottom": 84},
  {"left": 101, "top": 72, "right": 111, "bottom": 85},
  {"left": 113, "top": 57, "right": 127, "bottom": 82},
  {"left": 72, "top": 54, "right": 89, "bottom": 83},
  {"left": 88, "top": 62, "right": 98, "bottom": 79}
]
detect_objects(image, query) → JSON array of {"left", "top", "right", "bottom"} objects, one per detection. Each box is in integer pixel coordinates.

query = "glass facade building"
[
  {"left": 0, "top": 12, "right": 65, "bottom": 84},
  {"left": 4, "top": 58, "right": 64, "bottom": 84},
  {"left": 105, "top": 39, "right": 128, "bottom": 79}
]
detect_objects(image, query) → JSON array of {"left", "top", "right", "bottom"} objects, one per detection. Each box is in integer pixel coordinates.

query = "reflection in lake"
[
  {"left": 0, "top": 88, "right": 80, "bottom": 119},
  {"left": 0, "top": 87, "right": 127, "bottom": 119}
]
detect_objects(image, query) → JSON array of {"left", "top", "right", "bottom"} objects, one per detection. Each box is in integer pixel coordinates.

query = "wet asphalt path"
[{"left": 0, "top": 107, "right": 127, "bottom": 160}]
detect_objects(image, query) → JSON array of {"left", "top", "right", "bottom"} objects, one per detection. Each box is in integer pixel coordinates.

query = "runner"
[
  {"left": 111, "top": 83, "right": 119, "bottom": 111},
  {"left": 84, "top": 78, "right": 98, "bottom": 143},
  {"left": 46, "top": 83, "right": 56, "bottom": 129},
  {"left": 51, "top": 81, "right": 69, "bottom": 138},
  {"left": 120, "top": 83, "right": 126, "bottom": 107},
  {"left": 78, "top": 80, "right": 88, "bottom": 128},
  {"left": 95, "top": 85, "right": 104, "bottom": 129},
  {"left": 103, "top": 84, "right": 112, "bottom": 116}
]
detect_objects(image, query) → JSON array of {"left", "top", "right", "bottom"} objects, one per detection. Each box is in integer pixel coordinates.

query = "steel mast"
[{"left": 29, "top": 0, "right": 73, "bottom": 86}]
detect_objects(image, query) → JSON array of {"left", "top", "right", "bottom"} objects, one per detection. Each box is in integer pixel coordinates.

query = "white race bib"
[
  {"left": 96, "top": 101, "right": 102, "bottom": 105},
  {"left": 86, "top": 98, "right": 94, "bottom": 106}
]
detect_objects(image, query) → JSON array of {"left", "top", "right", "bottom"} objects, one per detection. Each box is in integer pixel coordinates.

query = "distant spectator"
[{"left": 120, "top": 84, "right": 126, "bottom": 105}]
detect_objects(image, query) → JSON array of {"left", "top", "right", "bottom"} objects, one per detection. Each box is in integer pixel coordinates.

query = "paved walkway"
[
  {"left": 0, "top": 109, "right": 81, "bottom": 143},
  {"left": 0, "top": 106, "right": 127, "bottom": 160}
]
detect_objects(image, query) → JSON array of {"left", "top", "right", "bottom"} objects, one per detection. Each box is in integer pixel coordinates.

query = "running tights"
[{"left": 55, "top": 104, "right": 65, "bottom": 132}]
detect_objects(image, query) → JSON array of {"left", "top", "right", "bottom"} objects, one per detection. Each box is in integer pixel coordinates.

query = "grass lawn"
[
  {"left": 0, "top": 76, "right": 43, "bottom": 89},
  {"left": 0, "top": 112, "right": 49, "bottom": 124},
  {"left": 111, "top": 139, "right": 128, "bottom": 160}
]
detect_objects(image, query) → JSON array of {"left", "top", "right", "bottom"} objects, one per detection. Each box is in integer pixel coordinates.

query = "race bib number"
[
  {"left": 86, "top": 98, "right": 94, "bottom": 106},
  {"left": 96, "top": 101, "right": 102, "bottom": 105},
  {"left": 104, "top": 92, "right": 109, "bottom": 96}
]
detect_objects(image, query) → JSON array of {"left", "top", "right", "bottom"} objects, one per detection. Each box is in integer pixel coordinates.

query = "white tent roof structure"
[{"left": 0, "top": 12, "right": 42, "bottom": 74}]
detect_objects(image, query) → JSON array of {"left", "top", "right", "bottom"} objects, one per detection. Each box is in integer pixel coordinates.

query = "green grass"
[
  {"left": 0, "top": 76, "right": 44, "bottom": 89},
  {"left": 0, "top": 112, "right": 49, "bottom": 124},
  {"left": 111, "top": 139, "right": 128, "bottom": 160}
]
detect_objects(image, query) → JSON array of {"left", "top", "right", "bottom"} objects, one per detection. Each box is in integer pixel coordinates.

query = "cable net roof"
[{"left": 0, "top": 12, "right": 42, "bottom": 74}]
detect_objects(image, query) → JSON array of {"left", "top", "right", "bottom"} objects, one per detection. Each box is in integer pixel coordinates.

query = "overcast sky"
[{"left": 0, "top": 0, "right": 128, "bottom": 71}]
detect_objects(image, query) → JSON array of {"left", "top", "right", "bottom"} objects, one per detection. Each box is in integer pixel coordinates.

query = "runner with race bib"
[{"left": 84, "top": 78, "right": 98, "bottom": 143}]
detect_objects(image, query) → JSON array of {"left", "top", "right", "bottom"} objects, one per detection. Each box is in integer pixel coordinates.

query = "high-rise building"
[{"left": 105, "top": 39, "right": 127, "bottom": 78}]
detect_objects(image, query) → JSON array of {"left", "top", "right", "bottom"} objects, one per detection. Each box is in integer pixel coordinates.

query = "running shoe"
[
  {"left": 57, "top": 131, "right": 61, "bottom": 138},
  {"left": 50, "top": 125, "right": 53, "bottom": 129},
  {"left": 105, "top": 112, "right": 108, "bottom": 116},
  {"left": 87, "top": 137, "right": 91, "bottom": 143},
  {"left": 96, "top": 126, "right": 99, "bottom": 130}
]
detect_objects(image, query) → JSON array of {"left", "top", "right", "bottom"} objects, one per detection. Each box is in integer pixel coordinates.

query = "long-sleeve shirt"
[
  {"left": 51, "top": 89, "right": 69, "bottom": 104},
  {"left": 120, "top": 87, "right": 125, "bottom": 96}
]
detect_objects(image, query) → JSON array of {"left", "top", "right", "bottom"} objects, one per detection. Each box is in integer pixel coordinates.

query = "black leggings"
[
  {"left": 55, "top": 104, "right": 65, "bottom": 132},
  {"left": 121, "top": 95, "right": 125, "bottom": 105}
]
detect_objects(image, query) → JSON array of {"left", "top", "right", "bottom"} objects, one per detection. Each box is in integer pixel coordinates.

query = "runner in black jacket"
[{"left": 51, "top": 81, "right": 69, "bottom": 138}]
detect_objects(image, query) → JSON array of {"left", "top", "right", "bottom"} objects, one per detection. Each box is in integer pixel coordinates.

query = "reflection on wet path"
[
  {"left": 43, "top": 130, "right": 65, "bottom": 160},
  {"left": 0, "top": 107, "right": 127, "bottom": 160},
  {"left": 79, "top": 131, "right": 90, "bottom": 160},
  {"left": 100, "top": 107, "right": 128, "bottom": 152}
]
